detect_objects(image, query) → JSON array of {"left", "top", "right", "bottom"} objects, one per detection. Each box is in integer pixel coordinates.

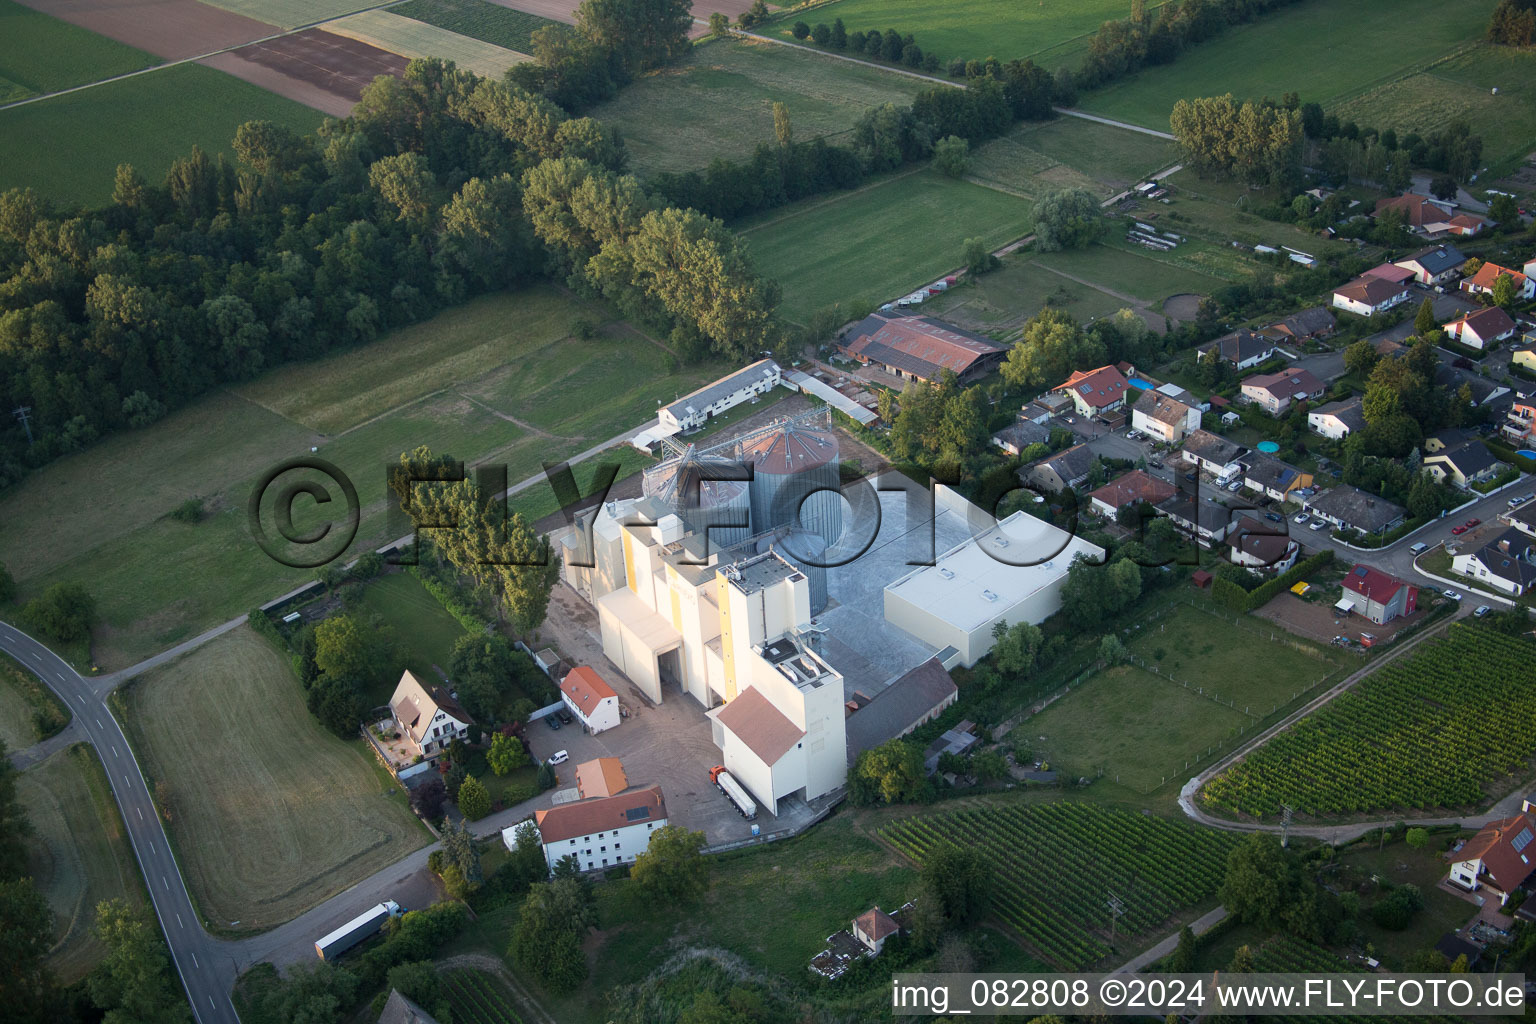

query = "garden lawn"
[
  {"left": 921, "top": 251, "right": 1126, "bottom": 332},
  {"left": 742, "top": 168, "right": 1032, "bottom": 322},
  {"left": 1030, "top": 241, "right": 1228, "bottom": 304},
  {"left": 763, "top": 0, "right": 1163, "bottom": 70},
  {"left": 1014, "top": 664, "right": 1251, "bottom": 792},
  {"left": 0, "top": 0, "right": 154, "bottom": 102},
  {"left": 1126, "top": 604, "right": 1342, "bottom": 715},
  {"left": 117, "top": 625, "right": 429, "bottom": 931},
  {"left": 0, "top": 62, "right": 321, "bottom": 208},
  {"left": 391, "top": 0, "right": 557, "bottom": 52},
  {"left": 352, "top": 572, "right": 467, "bottom": 707},
  {"left": 18, "top": 744, "right": 148, "bottom": 982},
  {"left": 1076, "top": 0, "right": 1496, "bottom": 133},
  {"left": 587, "top": 38, "right": 926, "bottom": 175},
  {"left": 1, "top": 288, "right": 707, "bottom": 670},
  {"left": 968, "top": 116, "right": 1178, "bottom": 198},
  {"left": 1335, "top": 44, "right": 1536, "bottom": 177}
]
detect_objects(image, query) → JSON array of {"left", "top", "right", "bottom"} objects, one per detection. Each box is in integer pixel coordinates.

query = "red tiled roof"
[
  {"left": 1334, "top": 276, "right": 1408, "bottom": 306},
  {"left": 535, "top": 784, "right": 666, "bottom": 845},
  {"left": 1446, "top": 306, "right": 1517, "bottom": 341},
  {"left": 1458, "top": 813, "right": 1536, "bottom": 892},
  {"left": 841, "top": 314, "right": 1004, "bottom": 378},
  {"left": 561, "top": 666, "right": 617, "bottom": 711},
  {"left": 1242, "top": 366, "right": 1323, "bottom": 402},
  {"left": 1465, "top": 262, "right": 1528, "bottom": 293},
  {"left": 714, "top": 686, "right": 804, "bottom": 766},
  {"left": 854, "top": 907, "right": 900, "bottom": 942},
  {"left": 1364, "top": 263, "right": 1416, "bottom": 285},
  {"left": 1089, "top": 470, "right": 1176, "bottom": 510},
  {"left": 1341, "top": 564, "right": 1409, "bottom": 603},
  {"left": 1374, "top": 193, "right": 1452, "bottom": 229},
  {"left": 1057, "top": 365, "right": 1130, "bottom": 408}
]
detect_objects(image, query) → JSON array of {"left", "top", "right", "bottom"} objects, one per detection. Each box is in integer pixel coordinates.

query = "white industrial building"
[
  {"left": 658, "top": 359, "right": 782, "bottom": 435},
  {"left": 883, "top": 509, "right": 1105, "bottom": 668}
]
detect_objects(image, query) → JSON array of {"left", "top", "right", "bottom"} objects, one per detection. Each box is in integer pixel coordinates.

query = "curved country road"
[{"left": 0, "top": 620, "right": 240, "bottom": 1024}]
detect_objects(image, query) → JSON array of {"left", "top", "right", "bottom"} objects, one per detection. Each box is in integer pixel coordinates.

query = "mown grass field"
[
  {"left": 921, "top": 252, "right": 1128, "bottom": 331},
  {"left": 763, "top": 0, "right": 1158, "bottom": 70},
  {"left": 742, "top": 168, "right": 1032, "bottom": 322},
  {"left": 353, "top": 572, "right": 467, "bottom": 706},
  {"left": 321, "top": 10, "right": 529, "bottom": 78},
  {"left": 1031, "top": 241, "right": 1229, "bottom": 305},
  {"left": 18, "top": 744, "right": 148, "bottom": 982},
  {"left": 1335, "top": 44, "right": 1536, "bottom": 177},
  {"left": 0, "top": 63, "right": 321, "bottom": 208},
  {"left": 0, "top": 0, "right": 154, "bottom": 103},
  {"left": 968, "top": 116, "right": 1178, "bottom": 198},
  {"left": 1, "top": 287, "right": 718, "bottom": 670},
  {"left": 392, "top": 0, "right": 557, "bottom": 53},
  {"left": 118, "top": 625, "right": 428, "bottom": 930},
  {"left": 1076, "top": 0, "right": 1498, "bottom": 133},
  {"left": 588, "top": 38, "right": 926, "bottom": 175}
]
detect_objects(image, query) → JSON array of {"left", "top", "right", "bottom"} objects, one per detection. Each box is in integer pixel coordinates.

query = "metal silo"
[
  {"left": 774, "top": 529, "right": 829, "bottom": 616},
  {"left": 642, "top": 446, "right": 752, "bottom": 552},
  {"left": 739, "top": 418, "right": 843, "bottom": 549}
]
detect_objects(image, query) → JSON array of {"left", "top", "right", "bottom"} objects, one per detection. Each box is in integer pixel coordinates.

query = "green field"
[
  {"left": 1077, "top": 0, "right": 1498, "bottom": 133},
  {"left": 1031, "top": 241, "right": 1230, "bottom": 305},
  {"left": 353, "top": 573, "right": 467, "bottom": 706},
  {"left": 968, "top": 116, "right": 1178, "bottom": 198},
  {"left": 392, "top": 0, "right": 557, "bottom": 53},
  {"left": 921, "top": 251, "right": 1128, "bottom": 332},
  {"left": 0, "top": 63, "right": 322, "bottom": 208},
  {"left": 588, "top": 38, "right": 927, "bottom": 175},
  {"left": 742, "top": 168, "right": 1032, "bottom": 322},
  {"left": 196, "top": 0, "right": 381, "bottom": 29},
  {"left": 18, "top": 744, "right": 148, "bottom": 982},
  {"left": 0, "top": 653, "right": 71, "bottom": 751},
  {"left": 0, "top": 288, "right": 721, "bottom": 670},
  {"left": 764, "top": 0, "right": 1158, "bottom": 70},
  {"left": 323, "top": 10, "right": 529, "bottom": 78},
  {"left": 118, "top": 625, "right": 428, "bottom": 930},
  {"left": 0, "top": 0, "right": 154, "bottom": 103},
  {"left": 1335, "top": 44, "right": 1536, "bottom": 176}
]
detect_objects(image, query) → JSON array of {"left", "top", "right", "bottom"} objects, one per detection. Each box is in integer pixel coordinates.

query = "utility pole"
[
  {"left": 1107, "top": 892, "right": 1126, "bottom": 943},
  {"left": 12, "top": 405, "right": 32, "bottom": 447},
  {"left": 1281, "top": 805, "right": 1293, "bottom": 848}
]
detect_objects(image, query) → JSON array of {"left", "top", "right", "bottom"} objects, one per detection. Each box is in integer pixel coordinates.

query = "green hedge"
[
  {"left": 1246, "top": 549, "right": 1334, "bottom": 610},
  {"left": 409, "top": 567, "right": 492, "bottom": 633}
]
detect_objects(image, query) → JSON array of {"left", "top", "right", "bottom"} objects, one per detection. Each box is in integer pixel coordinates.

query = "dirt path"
[{"left": 457, "top": 392, "right": 562, "bottom": 440}]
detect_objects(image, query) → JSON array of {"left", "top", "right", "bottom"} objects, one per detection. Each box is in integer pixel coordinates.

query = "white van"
[
  {"left": 547, "top": 750, "right": 569, "bottom": 765},
  {"left": 1409, "top": 542, "right": 1429, "bottom": 555}
]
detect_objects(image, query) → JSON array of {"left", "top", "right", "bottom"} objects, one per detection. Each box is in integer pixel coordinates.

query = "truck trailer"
[
  {"left": 314, "top": 900, "right": 402, "bottom": 960},
  {"left": 709, "top": 765, "right": 757, "bottom": 820}
]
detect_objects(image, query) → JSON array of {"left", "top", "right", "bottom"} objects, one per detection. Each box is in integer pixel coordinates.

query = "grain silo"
[
  {"left": 642, "top": 446, "right": 752, "bottom": 551},
  {"left": 764, "top": 529, "right": 829, "bottom": 616},
  {"left": 739, "top": 417, "right": 843, "bottom": 549}
]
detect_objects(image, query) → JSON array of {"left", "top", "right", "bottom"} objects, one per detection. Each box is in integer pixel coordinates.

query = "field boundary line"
[
  {"left": 738, "top": 164, "right": 928, "bottom": 234},
  {"left": 0, "top": 0, "right": 413, "bottom": 113}
]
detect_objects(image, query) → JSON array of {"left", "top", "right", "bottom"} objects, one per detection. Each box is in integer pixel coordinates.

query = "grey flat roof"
[{"left": 663, "top": 359, "right": 779, "bottom": 419}]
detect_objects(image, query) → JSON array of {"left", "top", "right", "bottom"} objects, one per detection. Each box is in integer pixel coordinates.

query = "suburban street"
[{"left": 0, "top": 620, "right": 241, "bottom": 1024}]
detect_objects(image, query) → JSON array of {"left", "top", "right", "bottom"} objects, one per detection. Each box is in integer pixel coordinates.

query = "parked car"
[
  {"left": 1264, "top": 512, "right": 1283, "bottom": 522},
  {"left": 1475, "top": 605, "right": 1492, "bottom": 618},
  {"left": 1309, "top": 520, "right": 1327, "bottom": 531},
  {"left": 557, "top": 708, "right": 573, "bottom": 725},
  {"left": 1452, "top": 524, "right": 1468, "bottom": 535},
  {"left": 1149, "top": 460, "right": 1164, "bottom": 469},
  {"left": 1508, "top": 495, "right": 1527, "bottom": 509},
  {"left": 1409, "top": 541, "right": 1429, "bottom": 555},
  {"left": 1294, "top": 513, "right": 1311, "bottom": 525},
  {"left": 1227, "top": 480, "right": 1242, "bottom": 492},
  {"left": 547, "top": 750, "right": 569, "bottom": 765},
  {"left": 1185, "top": 471, "right": 1198, "bottom": 482},
  {"left": 545, "top": 714, "right": 561, "bottom": 730},
  {"left": 1443, "top": 590, "right": 1462, "bottom": 601},
  {"left": 1466, "top": 517, "right": 1482, "bottom": 529}
]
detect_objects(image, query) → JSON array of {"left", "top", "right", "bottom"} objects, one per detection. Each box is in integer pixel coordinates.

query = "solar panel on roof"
[
  {"left": 1354, "top": 567, "right": 1368, "bottom": 576},
  {"left": 625, "top": 806, "right": 652, "bottom": 822},
  {"left": 1514, "top": 827, "right": 1534, "bottom": 853}
]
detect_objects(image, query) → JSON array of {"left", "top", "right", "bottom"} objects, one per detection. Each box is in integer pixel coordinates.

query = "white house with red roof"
[
  {"left": 1444, "top": 307, "right": 1518, "bottom": 350},
  {"left": 1239, "top": 366, "right": 1324, "bottom": 415},
  {"left": 1055, "top": 364, "right": 1130, "bottom": 416},
  {"left": 560, "top": 666, "right": 621, "bottom": 734},
  {"left": 1332, "top": 275, "right": 1413, "bottom": 317},
  {"left": 389, "top": 670, "right": 473, "bottom": 761},
  {"left": 1335, "top": 564, "right": 1417, "bottom": 625},
  {"left": 1449, "top": 813, "right": 1536, "bottom": 905},
  {"left": 1374, "top": 193, "right": 1486, "bottom": 238},
  {"left": 1363, "top": 262, "right": 1416, "bottom": 287},
  {"left": 1462, "top": 261, "right": 1534, "bottom": 301},
  {"left": 533, "top": 785, "right": 668, "bottom": 873},
  {"left": 852, "top": 907, "right": 902, "bottom": 954}
]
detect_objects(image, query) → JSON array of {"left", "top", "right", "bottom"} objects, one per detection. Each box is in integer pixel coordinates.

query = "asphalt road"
[{"left": 0, "top": 620, "right": 240, "bottom": 1024}]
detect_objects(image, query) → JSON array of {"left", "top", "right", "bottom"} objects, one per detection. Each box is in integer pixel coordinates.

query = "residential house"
[
  {"left": 1423, "top": 427, "right": 1478, "bottom": 453},
  {"left": 1239, "top": 366, "right": 1324, "bottom": 415},
  {"left": 575, "top": 757, "right": 628, "bottom": 799},
  {"left": 1435, "top": 365, "right": 1511, "bottom": 410},
  {"left": 560, "top": 666, "right": 621, "bottom": 734},
  {"left": 533, "top": 784, "right": 668, "bottom": 873},
  {"left": 659, "top": 360, "right": 782, "bottom": 434},
  {"left": 1242, "top": 453, "right": 1313, "bottom": 503},
  {"left": 839, "top": 313, "right": 1005, "bottom": 384},
  {"left": 1422, "top": 440, "right": 1500, "bottom": 490},
  {"left": 1228, "top": 515, "right": 1299, "bottom": 572},
  {"left": 1393, "top": 244, "right": 1467, "bottom": 286},
  {"left": 1364, "top": 262, "right": 1417, "bottom": 287},
  {"left": 1022, "top": 391, "right": 1071, "bottom": 423},
  {"left": 1448, "top": 813, "right": 1536, "bottom": 905},
  {"left": 852, "top": 907, "right": 902, "bottom": 954},
  {"left": 1155, "top": 493, "right": 1236, "bottom": 546},
  {"left": 1462, "top": 261, "right": 1534, "bottom": 302},
  {"left": 1443, "top": 307, "right": 1518, "bottom": 350},
  {"left": 1088, "top": 470, "right": 1177, "bottom": 517},
  {"left": 991, "top": 418, "right": 1050, "bottom": 456},
  {"left": 1503, "top": 392, "right": 1536, "bottom": 443},
  {"left": 1200, "top": 328, "right": 1275, "bottom": 369},
  {"left": 1512, "top": 345, "right": 1536, "bottom": 376},
  {"left": 1332, "top": 275, "right": 1413, "bottom": 317},
  {"left": 1181, "top": 429, "right": 1248, "bottom": 480},
  {"left": 1453, "top": 527, "right": 1536, "bottom": 596},
  {"left": 1025, "top": 442, "right": 1095, "bottom": 493},
  {"left": 1375, "top": 193, "right": 1485, "bottom": 237},
  {"left": 1335, "top": 564, "right": 1417, "bottom": 625},
  {"left": 1260, "top": 306, "right": 1337, "bottom": 343},
  {"left": 1307, "top": 396, "right": 1366, "bottom": 440},
  {"left": 1501, "top": 502, "right": 1536, "bottom": 540},
  {"left": 389, "top": 670, "right": 472, "bottom": 760},
  {"left": 1131, "top": 390, "right": 1200, "bottom": 444},
  {"left": 843, "top": 658, "right": 957, "bottom": 764},
  {"left": 1055, "top": 365, "right": 1131, "bottom": 417},
  {"left": 1302, "top": 485, "right": 1406, "bottom": 536}
]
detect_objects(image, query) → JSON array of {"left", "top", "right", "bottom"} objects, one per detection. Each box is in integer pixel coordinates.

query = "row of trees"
[
  {"left": 509, "top": 0, "right": 693, "bottom": 111},
  {"left": 1076, "top": 0, "right": 1305, "bottom": 90},
  {"left": 1488, "top": 0, "right": 1536, "bottom": 45},
  {"left": 1000, "top": 306, "right": 1160, "bottom": 392},
  {"left": 1171, "top": 94, "right": 1305, "bottom": 188},
  {"left": 1299, "top": 108, "right": 1486, "bottom": 185}
]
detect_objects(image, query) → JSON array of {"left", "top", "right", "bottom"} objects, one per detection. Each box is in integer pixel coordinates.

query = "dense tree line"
[
  {"left": 1171, "top": 93, "right": 1304, "bottom": 188},
  {"left": 1075, "top": 0, "right": 1304, "bottom": 90},
  {"left": 0, "top": 48, "right": 781, "bottom": 488},
  {"left": 651, "top": 69, "right": 1052, "bottom": 222},
  {"left": 508, "top": 0, "right": 692, "bottom": 111},
  {"left": 1488, "top": 0, "right": 1536, "bottom": 45},
  {"left": 1000, "top": 307, "right": 1162, "bottom": 393},
  {"left": 1299, "top": 104, "right": 1485, "bottom": 184}
]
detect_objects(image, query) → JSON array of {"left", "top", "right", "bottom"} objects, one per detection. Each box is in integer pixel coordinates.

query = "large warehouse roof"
[
  {"left": 840, "top": 312, "right": 1004, "bottom": 380},
  {"left": 884, "top": 512, "right": 1104, "bottom": 634}
]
